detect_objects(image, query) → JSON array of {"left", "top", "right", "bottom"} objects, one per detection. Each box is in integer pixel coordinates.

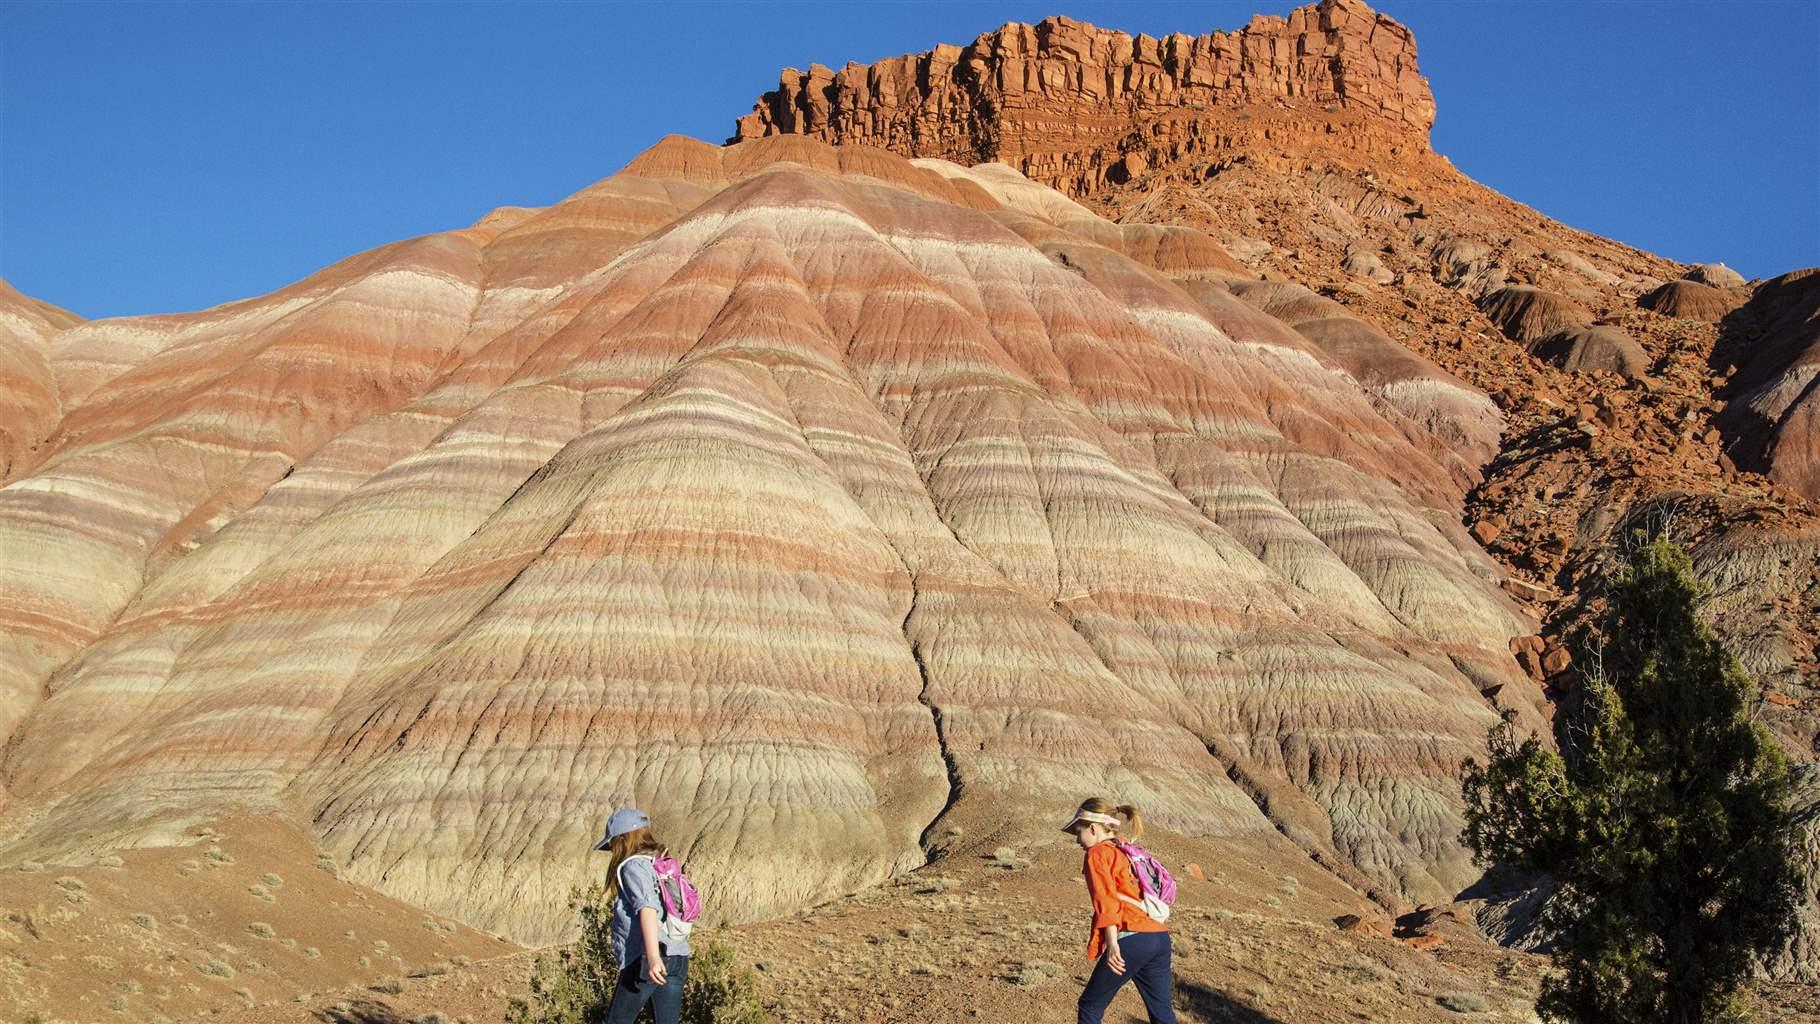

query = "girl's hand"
[
  {"left": 1104, "top": 943, "right": 1126, "bottom": 975},
  {"left": 645, "top": 957, "right": 668, "bottom": 986}
]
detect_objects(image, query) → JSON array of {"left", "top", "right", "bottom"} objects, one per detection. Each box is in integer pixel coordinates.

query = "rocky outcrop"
[
  {"left": 1715, "top": 268, "right": 1820, "bottom": 501},
  {"left": 0, "top": 136, "right": 1543, "bottom": 944},
  {"left": 1641, "top": 279, "right": 1747, "bottom": 322},
  {"left": 733, "top": 0, "right": 1435, "bottom": 197}
]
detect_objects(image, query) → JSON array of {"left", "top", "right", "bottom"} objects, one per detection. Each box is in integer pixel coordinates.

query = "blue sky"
[{"left": 3, "top": 1, "right": 1816, "bottom": 320}]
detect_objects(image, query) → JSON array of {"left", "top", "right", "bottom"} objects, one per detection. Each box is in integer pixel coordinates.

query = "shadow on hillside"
[
  {"left": 1173, "top": 979, "right": 1283, "bottom": 1023},
  {"left": 312, "top": 1000, "right": 406, "bottom": 1024}
]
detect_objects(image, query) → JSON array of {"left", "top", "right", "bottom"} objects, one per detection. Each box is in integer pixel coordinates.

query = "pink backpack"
[
  {"left": 650, "top": 855, "right": 702, "bottom": 923},
  {"left": 1115, "top": 841, "right": 1177, "bottom": 923},
  {"left": 619, "top": 854, "right": 703, "bottom": 944}
]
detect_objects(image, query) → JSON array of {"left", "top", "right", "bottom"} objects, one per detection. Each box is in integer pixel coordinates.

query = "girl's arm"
[
  {"left": 1085, "top": 847, "right": 1127, "bottom": 971},
  {"left": 639, "top": 906, "right": 666, "bottom": 983},
  {"left": 1099, "top": 924, "right": 1126, "bottom": 973}
]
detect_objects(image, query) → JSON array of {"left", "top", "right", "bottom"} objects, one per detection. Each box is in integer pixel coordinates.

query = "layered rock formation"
[
  {"left": 734, "top": 0, "right": 1820, "bottom": 975},
  {"left": 734, "top": 0, "right": 1434, "bottom": 196},
  {"left": 0, "top": 136, "right": 1542, "bottom": 945},
  {"left": 0, "top": 280, "right": 79, "bottom": 482}
]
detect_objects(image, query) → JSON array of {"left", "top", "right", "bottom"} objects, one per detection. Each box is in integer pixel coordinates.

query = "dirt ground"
[{"left": 8, "top": 815, "right": 1816, "bottom": 1023}]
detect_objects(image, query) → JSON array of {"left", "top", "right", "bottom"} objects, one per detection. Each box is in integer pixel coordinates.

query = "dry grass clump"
[
  {"left": 988, "top": 847, "right": 1032, "bottom": 871},
  {"left": 1011, "top": 960, "right": 1064, "bottom": 987},
  {"left": 1343, "top": 955, "right": 1389, "bottom": 983},
  {"left": 18, "top": 861, "right": 44, "bottom": 873},
  {"left": 55, "top": 877, "right": 90, "bottom": 904},
  {"left": 131, "top": 912, "right": 158, "bottom": 931},
  {"left": 303, "top": 947, "right": 321, "bottom": 958},
  {"left": 260, "top": 872, "right": 284, "bottom": 887},
  {"left": 197, "top": 958, "right": 235, "bottom": 978},
  {"left": 204, "top": 846, "right": 234, "bottom": 865},
  {"left": 370, "top": 977, "right": 405, "bottom": 994},
  {"left": 314, "top": 854, "right": 339, "bottom": 876},
  {"left": 96, "top": 855, "right": 125, "bottom": 868},
  {"left": 248, "top": 921, "right": 277, "bottom": 938},
  {"left": 248, "top": 883, "right": 276, "bottom": 903},
  {"left": 1437, "top": 992, "right": 1489, "bottom": 1013},
  {"left": 234, "top": 986, "right": 255, "bottom": 1007},
  {"left": 408, "top": 961, "right": 452, "bottom": 978}
]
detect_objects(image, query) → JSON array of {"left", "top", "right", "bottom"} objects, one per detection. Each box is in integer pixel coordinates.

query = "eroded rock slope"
[{"left": 0, "top": 136, "right": 1539, "bottom": 944}]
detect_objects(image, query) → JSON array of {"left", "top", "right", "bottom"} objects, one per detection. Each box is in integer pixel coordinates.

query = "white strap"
[{"left": 616, "top": 854, "right": 661, "bottom": 912}]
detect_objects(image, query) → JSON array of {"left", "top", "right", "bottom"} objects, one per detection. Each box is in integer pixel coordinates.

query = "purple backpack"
[{"left": 1115, "top": 841, "right": 1177, "bottom": 922}]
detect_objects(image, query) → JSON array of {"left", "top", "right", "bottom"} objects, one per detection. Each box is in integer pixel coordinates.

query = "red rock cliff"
[{"left": 731, "top": 0, "right": 1434, "bottom": 196}]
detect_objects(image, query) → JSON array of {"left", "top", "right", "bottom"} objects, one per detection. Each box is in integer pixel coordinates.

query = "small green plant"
[{"left": 503, "top": 883, "right": 769, "bottom": 1024}]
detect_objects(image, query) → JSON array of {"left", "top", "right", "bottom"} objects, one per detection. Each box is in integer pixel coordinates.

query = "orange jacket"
[{"left": 1082, "top": 840, "right": 1167, "bottom": 959}]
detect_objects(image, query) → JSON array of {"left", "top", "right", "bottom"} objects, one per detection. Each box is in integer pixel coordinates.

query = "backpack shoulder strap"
[{"left": 616, "top": 854, "right": 656, "bottom": 893}]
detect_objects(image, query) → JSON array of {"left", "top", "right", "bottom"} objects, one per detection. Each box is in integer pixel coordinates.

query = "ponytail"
[{"left": 1115, "top": 804, "right": 1144, "bottom": 841}]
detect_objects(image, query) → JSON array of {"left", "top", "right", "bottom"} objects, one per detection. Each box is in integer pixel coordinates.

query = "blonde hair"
[
  {"left": 603, "top": 826, "right": 667, "bottom": 903},
  {"left": 1073, "top": 797, "right": 1144, "bottom": 841}
]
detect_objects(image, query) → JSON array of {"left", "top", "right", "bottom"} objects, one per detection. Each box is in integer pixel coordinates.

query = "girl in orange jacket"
[{"left": 1063, "top": 798, "right": 1176, "bottom": 1024}]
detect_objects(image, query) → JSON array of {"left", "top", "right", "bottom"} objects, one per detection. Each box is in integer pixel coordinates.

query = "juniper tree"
[{"left": 1462, "top": 534, "right": 1803, "bottom": 1024}]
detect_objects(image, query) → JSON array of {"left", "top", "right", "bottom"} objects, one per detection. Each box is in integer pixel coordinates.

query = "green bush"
[
  {"left": 1462, "top": 534, "right": 1803, "bottom": 1023},
  {"left": 504, "top": 882, "right": 769, "bottom": 1024}
]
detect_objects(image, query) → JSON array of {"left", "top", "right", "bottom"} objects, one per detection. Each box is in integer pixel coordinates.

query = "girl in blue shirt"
[{"left": 594, "top": 807, "right": 691, "bottom": 1024}]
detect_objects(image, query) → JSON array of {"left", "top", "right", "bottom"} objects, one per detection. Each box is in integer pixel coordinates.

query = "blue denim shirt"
[{"left": 610, "top": 855, "right": 692, "bottom": 967}]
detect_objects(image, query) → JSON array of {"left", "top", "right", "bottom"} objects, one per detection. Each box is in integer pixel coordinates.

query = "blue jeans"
[
  {"left": 602, "top": 954, "right": 688, "bottom": 1024},
  {"left": 1077, "top": 931, "right": 1176, "bottom": 1024}
]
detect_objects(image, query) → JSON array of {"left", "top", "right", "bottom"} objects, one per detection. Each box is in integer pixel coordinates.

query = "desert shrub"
[
  {"left": 248, "top": 922, "right": 276, "bottom": 938},
  {"left": 1437, "top": 992, "right": 1488, "bottom": 1013},
  {"left": 503, "top": 882, "right": 769, "bottom": 1024},
  {"left": 1463, "top": 535, "right": 1803, "bottom": 1023},
  {"left": 1012, "top": 960, "right": 1063, "bottom": 987}
]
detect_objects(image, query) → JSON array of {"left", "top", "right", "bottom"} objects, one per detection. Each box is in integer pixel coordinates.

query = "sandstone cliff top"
[{"left": 733, "top": 0, "right": 1435, "bottom": 153}]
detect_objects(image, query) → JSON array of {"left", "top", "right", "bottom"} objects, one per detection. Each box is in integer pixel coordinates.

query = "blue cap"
[{"left": 593, "top": 807, "right": 651, "bottom": 850}]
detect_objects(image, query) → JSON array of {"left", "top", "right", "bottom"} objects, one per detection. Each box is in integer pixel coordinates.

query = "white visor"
[{"left": 1061, "top": 809, "right": 1122, "bottom": 832}]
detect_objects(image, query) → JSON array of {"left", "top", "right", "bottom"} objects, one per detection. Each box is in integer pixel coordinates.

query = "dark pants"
[
  {"left": 603, "top": 954, "right": 688, "bottom": 1024},
  {"left": 1077, "top": 931, "right": 1176, "bottom": 1024}
]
